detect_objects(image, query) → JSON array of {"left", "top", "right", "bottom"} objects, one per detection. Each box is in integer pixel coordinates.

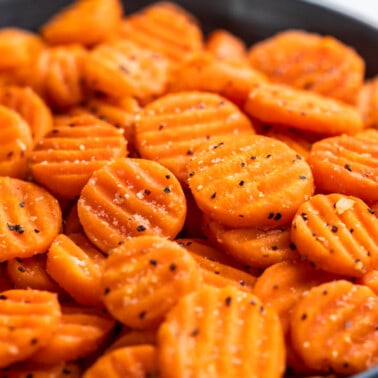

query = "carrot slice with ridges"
[{"left": 358, "top": 76, "right": 378, "bottom": 128}]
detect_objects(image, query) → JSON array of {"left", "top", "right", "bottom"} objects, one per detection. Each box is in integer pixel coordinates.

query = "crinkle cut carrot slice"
[
  {"left": 134, "top": 91, "right": 255, "bottom": 184},
  {"left": 308, "top": 129, "right": 378, "bottom": 202},
  {"left": 291, "top": 193, "right": 378, "bottom": 277},
  {"left": 29, "top": 114, "right": 127, "bottom": 199},
  {"left": 40, "top": 0, "right": 123, "bottom": 46},
  {"left": 168, "top": 53, "right": 267, "bottom": 106},
  {"left": 290, "top": 280, "right": 378, "bottom": 375},
  {"left": 83, "top": 345, "right": 158, "bottom": 378},
  {"left": 248, "top": 30, "right": 365, "bottom": 104},
  {"left": 358, "top": 76, "right": 378, "bottom": 128},
  {"left": 244, "top": 82, "right": 363, "bottom": 135},
  {"left": 77, "top": 158, "right": 187, "bottom": 253},
  {"left": 0, "top": 289, "right": 61, "bottom": 368},
  {"left": 0, "top": 85, "right": 53, "bottom": 147},
  {"left": 106, "top": 329, "right": 156, "bottom": 354},
  {"left": 356, "top": 269, "right": 378, "bottom": 295},
  {"left": 84, "top": 40, "right": 169, "bottom": 103},
  {"left": 0, "top": 177, "right": 62, "bottom": 262},
  {"left": 158, "top": 285, "right": 286, "bottom": 378},
  {"left": 117, "top": 1, "right": 203, "bottom": 64},
  {"left": 101, "top": 235, "right": 201, "bottom": 329},
  {"left": 202, "top": 214, "right": 299, "bottom": 269},
  {"left": 0, "top": 105, "right": 32, "bottom": 179},
  {"left": 47, "top": 233, "right": 106, "bottom": 307},
  {"left": 188, "top": 134, "right": 314, "bottom": 228},
  {"left": 26, "top": 304, "right": 115, "bottom": 364}
]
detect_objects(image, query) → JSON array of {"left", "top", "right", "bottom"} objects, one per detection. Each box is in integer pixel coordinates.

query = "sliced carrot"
[
  {"left": 244, "top": 82, "right": 363, "bottom": 135},
  {"left": 101, "top": 235, "right": 201, "bottom": 329},
  {"left": 291, "top": 193, "right": 378, "bottom": 277},
  {"left": 358, "top": 76, "right": 378, "bottom": 128},
  {"left": 83, "top": 345, "right": 158, "bottom": 378},
  {"left": 0, "top": 105, "right": 32, "bottom": 179},
  {"left": 84, "top": 40, "right": 169, "bottom": 103},
  {"left": 176, "top": 238, "right": 256, "bottom": 292},
  {"left": 202, "top": 214, "right": 299, "bottom": 269},
  {"left": 134, "top": 91, "right": 255, "bottom": 184},
  {"left": 356, "top": 269, "right": 378, "bottom": 295},
  {"left": 248, "top": 30, "right": 365, "bottom": 104},
  {"left": 63, "top": 202, "right": 84, "bottom": 235},
  {"left": 158, "top": 285, "right": 286, "bottom": 378},
  {"left": 0, "top": 177, "right": 62, "bottom": 262},
  {"left": 26, "top": 304, "right": 115, "bottom": 364},
  {"left": 0, "top": 85, "right": 53, "bottom": 147},
  {"left": 29, "top": 114, "right": 127, "bottom": 199},
  {"left": 188, "top": 134, "right": 314, "bottom": 228},
  {"left": 205, "top": 29, "right": 248, "bottom": 62},
  {"left": 77, "top": 157, "right": 187, "bottom": 253},
  {"left": 40, "top": 0, "right": 124, "bottom": 46},
  {"left": 106, "top": 329, "right": 156, "bottom": 354},
  {"left": 47, "top": 233, "right": 107, "bottom": 307},
  {"left": 117, "top": 1, "right": 203, "bottom": 64},
  {"left": 290, "top": 280, "right": 378, "bottom": 374},
  {"left": 0, "top": 289, "right": 61, "bottom": 368},
  {"left": 168, "top": 52, "right": 267, "bottom": 106}
]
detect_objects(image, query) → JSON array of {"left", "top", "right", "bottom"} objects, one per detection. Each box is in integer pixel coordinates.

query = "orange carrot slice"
[
  {"left": 83, "top": 345, "right": 158, "bottom": 378},
  {"left": 291, "top": 193, "right": 378, "bottom": 277},
  {"left": 308, "top": 129, "right": 378, "bottom": 202},
  {"left": 158, "top": 285, "right": 286, "bottom": 378},
  {"left": 202, "top": 215, "right": 299, "bottom": 269},
  {"left": 248, "top": 30, "right": 365, "bottom": 104},
  {"left": 29, "top": 114, "right": 127, "bottom": 199},
  {"left": 0, "top": 177, "right": 62, "bottom": 262},
  {"left": 47, "top": 233, "right": 107, "bottom": 307},
  {"left": 40, "top": 0, "right": 124, "bottom": 46},
  {"left": 26, "top": 304, "right": 115, "bottom": 364},
  {"left": 168, "top": 53, "right": 267, "bottom": 106},
  {"left": 84, "top": 40, "right": 169, "bottom": 103},
  {"left": 77, "top": 157, "right": 187, "bottom": 253},
  {"left": 101, "top": 235, "right": 201, "bottom": 329},
  {"left": 117, "top": 2, "right": 203, "bottom": 64},
  {"left": 290, "top": 280, "right": 378, "bottom": 375},
  {"left": 358, "top": 76, "right": 378, "bottom": 128},
  {"left": 188, "top": 134, "right": 314, "bottom": 228},
  {"left": 0, "top": 85, "right": 53, "bottom": 147},
  {"left": 0, "top": 105, "right": 32, "bottom": 179},
  {"left": 356, "top": 269, "right": 378, "bottom": 295},
  {"left": 244, "top": 82, "right": 363, "bottom": 135},
  {"left": 134, "top": 91, "right": 255, "bottom": 184},
  {"left": 0, "top": 289, "right": 61, "bottom": 368}
]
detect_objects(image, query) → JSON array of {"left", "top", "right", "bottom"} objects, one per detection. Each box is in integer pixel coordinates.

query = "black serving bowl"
[{"left": 0, "top": 0, "right": 376, "bottom": 377}]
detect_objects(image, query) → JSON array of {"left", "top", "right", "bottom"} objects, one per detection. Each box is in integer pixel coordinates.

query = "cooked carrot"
[
  {"left": 0, "top": 289, "right": 61, "bottom": 368},
  {"left": 83, "top": 345, "right": 158, "bottom": 378},
  {"left": 106, "top": 330, "right": 156, "bottom": 354},
  {"left": 356, "top": 269, "right": 378, "bottom": 295},
  {"left": 158, "top": 285, "right": 286, "bottom": 378},
  {"left": 0, "top": 105, "right": 33, "bottom": 179},
  {"left": 47, "top": 233, "right": 107, "bottom": 307},
  {"left": 308, "top": 129, "right": 378, "bottom": 202},
  {"left": 0, "top": 85, "right": 53, "bottom": 147},
  {"left": 26, "top": 304, "right": 115, "bottom": 364},
  {"left": 202, "top": 214, "right": 299, "bottom": 269},
  {"left": 168, "top": 52, "right": 267, "bottom": 106},
  {"left": 0, "top": 177, "right": 62, "bottom": 262},
  {"left": 101, "top": 235, "right": 201, "bottom": 329},
  {"left": 291, "top": 193, "right": 378, "bottom": 277},
  {"left": 205, "top": 29, "right": 248, "bottom": 62},
  {"left": 290, "top": 280, "right": 378, "bottom": 374},
  {"left": 25, "top": 44, "right": 87, "bottom": 111},
  {"left": 248, "top": 30, "right": 365, "bottom": 104},
  {"left": 29, "top": 114, "right": 127, "bottom": 199},
  {"left": 84, "top": 40, "right": 169, "bottom": 103},
  {"left": 188, "top": 134, "right": 314, "bottom": 228},
  {"left": 77, "top": 158, "right": 187, "bottom": 253},
  {"left": 134, "top": 91, "right": 255, "bottom": 184},
  {"left": 40, "top": 0, "right": 123, "bottom": 46},
  {"left": 176, "top": 238, "right": 256, "bottom": 292},
  {"left": 358, "top": 76, "right": 378, "bottom": 128},
  {"left": 63, "top": 202, "right": 84, "bottom": 235},
  {"left": 244, "top": 82, "right": 363, "bottom": 135},
  {"left": 116, "top": 1, "right": 203, "bottom": 64},
  {"left": 253, "top": 260, "right": 340, "bottom": 335}
]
